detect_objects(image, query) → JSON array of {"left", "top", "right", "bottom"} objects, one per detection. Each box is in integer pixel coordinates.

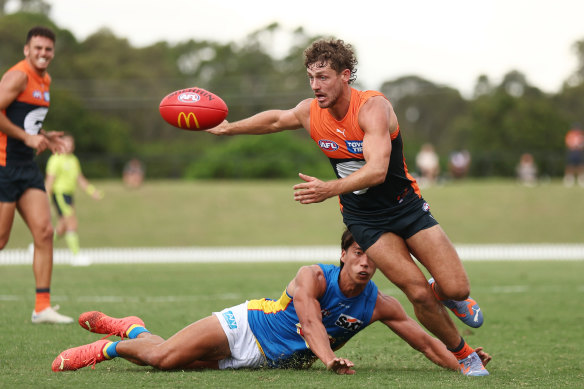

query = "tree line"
[{"left": 1, "top": 7, "right": 583, "bottom": 179}]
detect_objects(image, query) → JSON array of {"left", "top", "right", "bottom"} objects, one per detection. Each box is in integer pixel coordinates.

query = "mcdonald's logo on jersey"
[{"left": 177, "top": 112, "right": 200, "bottom": 129}]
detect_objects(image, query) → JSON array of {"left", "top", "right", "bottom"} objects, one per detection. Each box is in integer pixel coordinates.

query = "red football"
[{"left": 159, "top": 87, "right": 228, "bottom": 130}]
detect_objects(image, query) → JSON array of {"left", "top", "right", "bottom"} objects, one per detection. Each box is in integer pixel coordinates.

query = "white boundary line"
[{"left": 1, "top": 244, "right": 584, "bottom": 265}]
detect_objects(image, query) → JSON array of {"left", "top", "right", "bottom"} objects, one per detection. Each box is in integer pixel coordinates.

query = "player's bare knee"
[
  {"left": 407, "top": 286, "right": 435, "bottom": 307},
  {"left": 35, "top": 224, "right": 54, "bottom": 245},
  {"left": 439, "top": 283, "right": 470, "bottom": 301}
]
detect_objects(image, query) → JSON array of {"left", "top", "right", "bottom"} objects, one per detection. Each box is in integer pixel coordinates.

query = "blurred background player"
[
  {"left": 448, "top": 150, "right": 471, "bottom": 180},
  {"left": 516, "top": 153, "right": 537, "bottom": 187},
  {"left": 0, "top": 26, "right": 73, "bottom": 323},
  {"left": 122, "top": 158, "right": 145, "bottom": 189},
  {"left": 415, "top": 143, "right": 440, "bottom": 187},
  {"left": 563, "top": 123, "right": 584, "bottom": 187},
  {"left": 45, "top": 133, "right": 103, "bottom": 266},
  {"left": 53, "top": 229, "right": 490, "bottom": 376}
]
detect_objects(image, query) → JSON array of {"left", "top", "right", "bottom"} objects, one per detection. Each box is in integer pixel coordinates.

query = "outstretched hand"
[
  {"left": 326, "top": 357, "right": 355, "bottom": 375},
  {"left": 474, "top": 347, "right": 492, "bottom": 367},
  {"left": 293, "top": 172, "right": 332, "bottom": 204},
  {"left": 204, "top": 120, "right": 229, "bottom": 136}
]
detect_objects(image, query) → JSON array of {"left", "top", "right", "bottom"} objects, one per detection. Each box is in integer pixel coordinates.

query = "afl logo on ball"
[
  {"left": 422, "top": 202, "right": 430, "bottom": 212},
  {"left": 178, "top": 92, "right": 201, "bottom": 103}
]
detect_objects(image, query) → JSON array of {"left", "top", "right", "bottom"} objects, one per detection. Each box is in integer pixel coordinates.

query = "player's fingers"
[
  {"left": 45, "top": 130, "right": 64, "bottom": 139},
  {"left": 330, "top": 357, "right": 355, "bottom": 374},
  {"left": 294, "top": 193, "right": 316, "bottom": 204},
  {"left": 297, "top": 172, "right": 315, "bottom": 182},
  {"left": 36, "top": 140, "right": 48, "bottom": 154},
  {"left": 474, "top": 347, "right": 492, "bottom": 366}
]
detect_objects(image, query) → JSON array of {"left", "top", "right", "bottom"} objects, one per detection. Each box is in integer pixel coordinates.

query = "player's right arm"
[
  {"left": 0, "top": 70, "right": 50, "bottom": 153},
  {"left": 205, "top": 99, "right": 311, "bottom": 136},
  {"left": 290, "top": 265, "right": 355, "bottom": 375}
]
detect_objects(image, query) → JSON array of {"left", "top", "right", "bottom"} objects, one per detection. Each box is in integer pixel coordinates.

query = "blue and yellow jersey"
[
  {"left": 0, "top": 60, "right": 51, "bottom": 166},
  {"left": 247, "top": 264, "right": 378, "bottom": 368},
  {"left": 309, "top": 88, "right": 421, "bottom": 215},
  {"left": 46, "top": 153, "right": 81, "bottom": 194}
]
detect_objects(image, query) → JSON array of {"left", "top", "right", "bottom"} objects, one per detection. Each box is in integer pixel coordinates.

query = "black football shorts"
[{"left": 342, "top": 196, "right": 439, "bottom": 251}]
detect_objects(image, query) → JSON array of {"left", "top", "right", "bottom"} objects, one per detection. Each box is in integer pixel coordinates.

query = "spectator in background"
[
  {"left": 448, "top": 150, "right": 471, "bottom": 180},
  {"left": 415, "top": 143, "right": 440, "bottom": 187},
  {"left": 563, "top": 124, "right": 584, "bottom": 187},
  {"left": 516, "top": 153, "right": 537, "bottom": 187},
  {"left": 45, "top": 134, "right": 103, "bottom": 266},
  {"left": 123, "top": 158, "right": 145, "bottom": 188}
]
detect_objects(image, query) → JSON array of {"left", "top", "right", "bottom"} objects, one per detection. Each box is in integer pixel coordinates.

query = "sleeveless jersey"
[
  {"left": 46, "top": 153, "right": 81, "bottom": 194},
  {"left": 309, "top": 88, "right": 420, "bottom": 215},
  {"left": 0, "top": 60, "right": 51, "bottom": 166},
  {"left": 247, "top": 264, "right": 378, "bottom": 368}
]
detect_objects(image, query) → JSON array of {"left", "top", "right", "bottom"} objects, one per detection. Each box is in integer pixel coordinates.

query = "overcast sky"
[{"left": 37, "top": 0, "right": 584, "bottom": 96}]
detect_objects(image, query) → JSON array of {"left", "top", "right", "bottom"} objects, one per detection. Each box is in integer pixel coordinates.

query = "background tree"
[
  {"left": 1, "top": 9, "right": 581, "bottom": 179},
  {"left": 453, "top": 71, "right": 567, "bottom": 176},
  {"left": 380, "top": 76, "right": 468, "bottom": 168}
]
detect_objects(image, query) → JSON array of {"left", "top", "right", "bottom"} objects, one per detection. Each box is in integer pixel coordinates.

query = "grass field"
[
  {"left": 1, "top": 260, "right": 583, "bottom": 388},
  {"left": 2, "top": 179, "right": 584, "bottom": 387},
  {"left": 6, "top": 178, "right": 584, "bottom": 248}
]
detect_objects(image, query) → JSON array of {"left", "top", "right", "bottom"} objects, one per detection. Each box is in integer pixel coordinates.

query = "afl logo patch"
[
  {"left": 177, "top": 92, "right": 201, "bottom": 103},
  {"left": 318, "top": 139, "right": 339, "bottom": 151},
  {"left": 422, "top": 202, "right": 430, "bottom": 212}
]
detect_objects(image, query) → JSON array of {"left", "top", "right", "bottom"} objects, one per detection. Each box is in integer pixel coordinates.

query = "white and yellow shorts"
[{"left": 213, "top": 301, "right": 266, "bottom": 370}]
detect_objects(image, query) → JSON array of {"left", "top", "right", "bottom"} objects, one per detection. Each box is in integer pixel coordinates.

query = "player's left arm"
[
  {"left": 292, "top": 265, "right": 355, "bottom": 374},
  {"left": 78, "top": 175, "right": 103, "bottom": 200},
  {"left": 372, "top": 292, "right": 492, "bottom": 369},
  {"left": 372, "top": 292, "right": 461, "bottom": 370},
  {"left": 293, "top": 96, "right": 395, "bottom": 204},
  {"left": 76, "top": 161, "right": 103, "bottom": 200}
]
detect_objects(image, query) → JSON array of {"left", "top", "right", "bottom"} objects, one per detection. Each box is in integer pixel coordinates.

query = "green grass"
[
  {"left": 1, "top": 261, "right": 583, "bottom": 388},
  {"left": 6, "top": 178, "right": 584, "bottom": 248},
  {"left": 3, "top": 178, "right": 584, "bottom": 386}
]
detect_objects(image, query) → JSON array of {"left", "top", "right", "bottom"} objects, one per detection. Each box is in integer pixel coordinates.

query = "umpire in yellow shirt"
[{"left": 45, "top": 133, "right": 102, "bottom": 265}]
